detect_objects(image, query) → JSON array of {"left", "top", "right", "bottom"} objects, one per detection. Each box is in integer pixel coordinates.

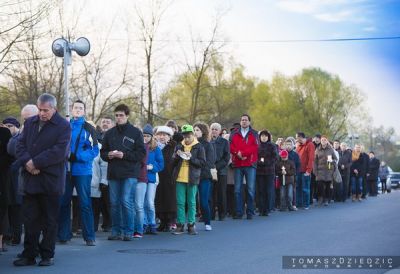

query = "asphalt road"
[{"left": 1, "top": 190, "right": 400, "bottom": 274}]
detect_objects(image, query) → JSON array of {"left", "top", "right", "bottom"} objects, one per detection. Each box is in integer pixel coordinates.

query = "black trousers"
[
  {"left": 317, "top": 181, "right": 331, "bottom": 203},
  {"left": 215, "top": 175, "right": 227, "bottom": 219},
  {"left": 368, "top": 180, "right": 377, "bottom": 196},
  {"left": 8, "top": 204, "right": 22, "bottom": 243},
  {"left": 99, "top": 185, "right": 111, "bottom": 229},
  {"left": 92, "top": 198, "right": 101, "bottom": 232},
  {"left": 22, "top": 194, "right": 60, "bottom": 259}
]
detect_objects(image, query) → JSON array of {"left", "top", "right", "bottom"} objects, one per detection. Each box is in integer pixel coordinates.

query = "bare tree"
[{"left": 0, "top": 0, "right": 52, "bottom": 74}]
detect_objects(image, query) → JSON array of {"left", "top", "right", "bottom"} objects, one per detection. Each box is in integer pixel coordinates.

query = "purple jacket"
[{"left": 16, "top": 112, "right": 71, "bottom": 196}]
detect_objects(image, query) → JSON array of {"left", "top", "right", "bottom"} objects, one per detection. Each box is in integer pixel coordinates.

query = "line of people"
[{"left": 0, "top": 95, "right": 390, "bottom": 267}]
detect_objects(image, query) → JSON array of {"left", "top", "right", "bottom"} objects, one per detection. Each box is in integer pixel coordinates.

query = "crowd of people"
[{"left": 0, "top": 93, "right": 391, "bottom": 267}]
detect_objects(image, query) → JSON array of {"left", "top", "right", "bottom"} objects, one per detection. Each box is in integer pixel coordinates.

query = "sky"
[{"left": 58, "top": 0, "right": 400, "bottom": 133}]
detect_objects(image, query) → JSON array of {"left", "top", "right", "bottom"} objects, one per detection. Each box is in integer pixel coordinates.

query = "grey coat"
[{"left": 313, "top": 145, "right": 337, "bottom": 182}]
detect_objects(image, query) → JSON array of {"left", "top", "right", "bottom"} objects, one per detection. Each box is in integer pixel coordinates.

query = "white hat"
[{"left": 156, "top": 125, "right": 173, "bottom": 136}]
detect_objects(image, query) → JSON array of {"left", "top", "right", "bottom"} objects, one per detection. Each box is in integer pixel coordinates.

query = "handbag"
[{"left": 333, "top": 165, "right": 342, "bottom": 183}]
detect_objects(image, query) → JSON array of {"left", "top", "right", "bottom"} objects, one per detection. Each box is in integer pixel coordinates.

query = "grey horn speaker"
[
  {"left": 52, "top": 38, "right": 68, "bottom": 57},
  {"left": 71, "top": 37, "right": 90, "bottom": 56}
]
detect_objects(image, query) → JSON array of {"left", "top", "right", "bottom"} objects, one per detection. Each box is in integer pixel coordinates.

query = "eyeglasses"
[{"left": 115, "top": 114, "right": 125, "bottom": 117}]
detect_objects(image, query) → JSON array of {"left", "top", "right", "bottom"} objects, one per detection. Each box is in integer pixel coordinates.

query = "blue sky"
[{"left": 61, "top": 0, "right": 400, "bottom": 132}]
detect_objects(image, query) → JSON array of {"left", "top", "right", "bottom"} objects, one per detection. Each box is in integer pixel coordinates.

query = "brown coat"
[
  {"left": 275, "top": 159, "right": 296, "bottom": 185},
  {"left": 313, "top": 145, "right": 337, "bottom": 182}
]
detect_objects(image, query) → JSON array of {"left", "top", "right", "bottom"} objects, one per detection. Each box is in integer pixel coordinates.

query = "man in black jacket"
[
  {"left": 338, "top": 142, "right": 352, "bottom": 202},
  {"left": 367, "top": 151, "right": 380, "bottom": 197},
  {"left": 14, "top": 93, "right": 71, "bottom": 267},
  {"left": 100, "top": 104, "right": 146, "bottom": 241},
  {"left": 210, "top": 123, "right": 230, "bottom": 221}
]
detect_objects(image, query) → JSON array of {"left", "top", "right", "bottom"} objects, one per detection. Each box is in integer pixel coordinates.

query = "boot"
[
  {"left": 352, "top": 195, "right": 356, "bottom": 202},
  {"left": 357, "top": 194, "right": 362, "bottom": 202},
  {"left": 172, "top": 223, "right": 184, "bottom": 235},
  {"left": 187, "top": 223, "right": 198, "bottom": 235}
]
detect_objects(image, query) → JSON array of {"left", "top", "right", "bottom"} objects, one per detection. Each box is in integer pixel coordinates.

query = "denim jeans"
[
  {"left": 176, "top": 182, "right": 198, "bottom": 224},
  {"left": 134, "top": 182, "right": 147, "bottom": 234},
  {"left": 296, "top": 173, "right": 311, "bottom": 208},
  {"left": 351, "top": 176, "right": 363, "bottom": 195},
  {"left": 280, "top": 184, "right": 293, "bottom": 209},
  {"left": 58, "top": 175, "right": 95, "bottom": 241},
  {"left": 234, "top": 167, "right": 256, "bottom": 216},
  {"left": 144, "top": 183, "right": 157, "bottom": 226},
  {"left": 108, "top": 178, "right": 137, "bottom": 237},
  {"left": 199, "top": 179, "right": 211, "bottom": 225}
]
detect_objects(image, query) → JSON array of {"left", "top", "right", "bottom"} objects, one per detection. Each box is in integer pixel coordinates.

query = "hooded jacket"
[{"left": 230, "top": 127, "right": 259, "bottom": 168}]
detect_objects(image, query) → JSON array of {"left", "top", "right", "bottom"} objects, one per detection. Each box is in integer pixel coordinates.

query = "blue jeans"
[
  {"left": 134, "top": 182, "right": 147, "bottom": 234},
  {"left": 58, "top": 175, "right": 95, "bottom": 241},
  {"left": 108, "top": 178, "right": 137, "bottom": 237},
  {"left": 351, "top": 176, "right": 363, "bottom": 195},
  {"left": 144, "top": 183, "right": 157, "bottom": 227},
  {"left": 296, "top": 173, "right": 311, "bottom": 208},
  {"left": 280, "top": 184, "right": 293, "bottom": 209},
  {"left": 199, "top": 179, "right": 211, "bottom": 225},
  {"left": 234, "top": 167, "right": 256, "bottom": 216}
]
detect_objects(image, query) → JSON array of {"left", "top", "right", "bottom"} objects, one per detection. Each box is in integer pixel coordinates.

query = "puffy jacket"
[
  {"left": 313, "top": 145, "right": 337, "bottom": 182},
  {"left": 296, "top": 138, "right": 315, "bottom": 174},
  {"left": 198, "top": 138, "right": 216, "bottom": 180},
  {"left": 147, "top": 145, "right": 164, "bottom": 183},
  {"left": 172, "top": 141, "right": 206, "bottom": 185},
  {"left": 230, "top": 127, "right": 258, "bottom": 168},
  {"left": 256, "top": 141, "right": 278, "bottom": 175},
  {"left": 100, "top": 122, "right": 146, "bottom": 180},
  {"left": 275, "top": 158, "right": 296, "bottom": 184},
  {"left": 69, "top": 117, "right": 99, "bottom": 176}
]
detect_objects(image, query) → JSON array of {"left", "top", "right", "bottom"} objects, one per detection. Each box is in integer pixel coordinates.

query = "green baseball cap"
[{"left": 181, "top": 124, "right": 194, "bottom": 134}]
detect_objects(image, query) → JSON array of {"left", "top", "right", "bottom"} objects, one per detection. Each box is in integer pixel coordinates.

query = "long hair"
[
  {"left": 193, "top": 122, "right": 210, "bottom": 141},
  {"left": 148, "top": 136, "right": 158, "bottom": 151}
]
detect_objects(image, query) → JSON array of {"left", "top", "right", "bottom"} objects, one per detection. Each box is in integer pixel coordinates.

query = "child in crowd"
[{"left": 276, "top": 150, "right": 296, "bottom": 211}]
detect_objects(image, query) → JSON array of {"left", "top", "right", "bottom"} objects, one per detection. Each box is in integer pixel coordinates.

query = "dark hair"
[
  {"left": 296, "top": 132, "right": 306, "bottom": 138},
  {"left": 114, "top": 104, "right": 130, "bottom": 115},
  {"left": 334, "top": 139, "right": 340, "bottom": 143},
  {"left": 259, "top": 129, "right": 271, "bottom": 142},
  {"left": 193, "top": 122, "right": 210, "bottom": 141},
  {"left": 241, "top": 114, "right": 251, "bottom": 121},
  {"left": 73, "top": 99, "right": 86, "bottom": 110},
  {"left": 314, "top": 133, "right": 321, "bottom": 139},
  {"left": 166, "top": 120, "right": 178, "bottom": 131},
  {"left": 369, "top": 151, "right": 375, "bottom": 155}
]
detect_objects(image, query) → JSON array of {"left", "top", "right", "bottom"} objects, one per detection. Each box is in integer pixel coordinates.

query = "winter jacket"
[
  {"left": 69, "top": 117, "right": 99, "bottom": 176},
  {"left": 198, "top": 137, "right": 216, "bottom": 180},
  {"left": 230, "top": 127, "right": 259, "bottom": 168},
  {"left": 0, "top": 127, "right": 12, "bottom": 208},
  {"left": 296, "top": 138, "right": 315, "bottom": 174},
  {"left": 288, "top": 150, "right": 301, "bottom": 175},
  {"left": 91, "top": 152, "right": 108, "bottom": 198},
  {"left": 211, "top": 136, "right": 230, "bottom": 176},
  {"left": 313, "top": 145, "right": 337, "bottom": 182},
  {"left": 275, "top": 158, "right": 296, "bottom": 185},
  {"left": 350, "top": 153, "right": 368, "bottom": 178},
  {"left": 172, "top": 140, "right": 206, "bottom": 185},
  {"left": 147, "top": 146, "right": 164, "bottom": 183},
  {"left": 379, "top": 165, "right": 390, "bottom": 180},
  {"left": 367, "top": 157, "right": 380, "bottom": 181},
  {"left": 6, "top": 133, "right": 23, "bottom": 205},
  {"left": 100, "top": 122, "right": 146, "bottom": 180},
  {"left": 16, "top": 112, "right": 71, "bottom": 196},
  {"left": 338, "top": 149, "right": 352, "bottom": 175},
  {"left": 256, "top": 141, "right": 278, "bottom": 175}
]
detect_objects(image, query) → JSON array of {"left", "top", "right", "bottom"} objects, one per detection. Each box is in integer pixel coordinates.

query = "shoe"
[
  {"left": 247, "top": 214, "right": 253, "bottom": 220},
  {"left": 205, "top": 225, "right": 212, "bottom": 231},
  {"left": 233, "top": 214, "right": 243, "bottom": 219},
  {"left": 187, "top": 223, "right": 198, "bottom": 235},
  {"left": 324, "top": 202, "right": 329, "bottom": 206},
  {"left": 38, "top": 258, "right": 54, "bottom": 266},
  {"left": 304, "top": 207, "right": 309, "bottom": 210},
  {"left": 288, "top": 207, "right": 295, "bottom": 211},
  {"left": 133, "top": 232, "right": 143, "bottom": 239},
  {"left": 292, "top": 206, "right": 298, "bottom": 211},
  {"left": 108, "top": 235, "right": 122, "bottom": 241},
  {"left": 149, "top": 225, "right": 158, "bottom": 235},
  {"left": 123, "top": 236, "right": 133, "bottom": 241},
  {"left": 13, "top": 258, "right": 36, "bottom": 266},
  {"left": 172, "top": 223, "right": 185, "bottom": 235},
  {"left": 157, "top": 223, "right": 166, "bottom": 232},
  {"left": 86, "top": 240, "right": 96, "bottom": 246}
]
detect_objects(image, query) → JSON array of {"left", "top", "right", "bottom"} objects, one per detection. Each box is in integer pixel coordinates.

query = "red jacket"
[
  {"left": 230, "top": 128, "right": 259, "bottom": 168},
  {"left": 296, "top": 138, "right": 315, "bottom": 174}
]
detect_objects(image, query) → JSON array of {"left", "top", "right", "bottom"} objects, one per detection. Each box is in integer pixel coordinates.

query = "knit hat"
[
  {"left": 279, "top": 150, "right": 289, "bottom": 158},
  {"left": 2, "top": 117, "right": 20, "bottom": 128},
  {"left": 142, "top": 124, "right": 154, "bottom": 136},
  {"left": 156, "top": 125, "right": 173, "bottom": 136},
  {"left": 181, "top": 124, "right": 194, "bottom": 134}
]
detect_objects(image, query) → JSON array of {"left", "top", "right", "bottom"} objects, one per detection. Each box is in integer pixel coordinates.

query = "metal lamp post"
[{"left": 52, "top": 37, "right": 90, "bottom": 117}]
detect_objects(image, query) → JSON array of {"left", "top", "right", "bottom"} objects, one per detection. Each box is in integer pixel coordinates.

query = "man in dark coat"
[
  {"left": 338, "top": 142, "right": 352, "bottom": 202},
  {"left": 367, "top": 151, "right": 380, "bottom": 197},
  {"left": 14, "top": 93, "right": 71, "bottom": 267}
]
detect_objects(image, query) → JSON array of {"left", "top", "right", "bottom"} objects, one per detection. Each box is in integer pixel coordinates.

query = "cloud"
[
  {"left": 363, "top": 26, "right": 377, "bottom": 32},
  {"left": 276, "top": 0, "right": 371, "bottom": 24}
]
